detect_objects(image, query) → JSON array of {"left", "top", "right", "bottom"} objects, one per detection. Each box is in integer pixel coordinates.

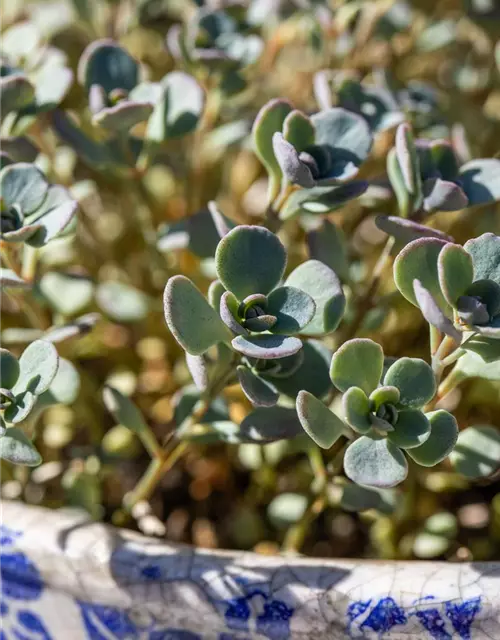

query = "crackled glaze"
[{"left": 1, "top": 501, "right": 499, "bottom": 638}]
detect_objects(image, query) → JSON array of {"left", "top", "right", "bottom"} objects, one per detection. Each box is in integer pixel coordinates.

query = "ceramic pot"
[{"left": 1, "top": 500, "right": 497, "bottom": 639}]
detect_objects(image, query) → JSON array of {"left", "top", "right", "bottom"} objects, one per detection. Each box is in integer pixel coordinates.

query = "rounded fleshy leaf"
[
  {"left": 422, "top": 178, "right": 468, "bottom": 213},
  {"left": 14, "top": 340, "right": 59, "bottom": 396},
  {"left": 283, "top": 109, "right": 315, "bottom": 152},
  {"left": 220, "top": 291, "right": 247, "bottom": 335},
  {"left": 232, "top": 334, "right": 302, "bottom": 360},
  {"left": 306, "top": 219, "right": 349, "bottom": 282},
  {"left": 252, "top": 99, "right": 292, "bottom": 199},
  {"left": 272, "top": 133, "right": 315, "bottom": 188},
  {"left": 369, "top": 386, "right": 400, "bottom": 409},
  {"left": 0, "top": 162, "right": 48, "bottom": 215},
  {"left": 93, "top": 102, "right": 153, "bottom": 132},
  {"left": 461, "top": 334, "right": 500, "bottom": 363},
  {"left": 239, "top": 406, "right": 303, "bottom": 443},
  {"left": 146, "top": 72, "right": 205, "bottom": 141},
  {"left": 454, "top": 350, "right": 500, "bottom": 381},
  {"left": 51, "top": 110, "right": 111, "bottom": 168},
  {"left": 413, "top": 533, "right": 451, "bottom": 559},
  {"left": 280, "top": 182, "right": 368, "bottom": 220},
  {"left": 31, "top": 61, "right": 73, "bottom": 111},
  {"left": 266, "top": 286, "right": 316, "bottom": 335},
  {"left": 42, "top": 313, "right": 100, "bottom": 345},
  {"left": 407, "top": 410, "right": 458, "bottom": 467},
  {"left": 0, "top": 75, "right": 35, "bottom": 114},
  {"left": 207, "top": 201, "right": 232, "bottom": 239},
  {"left": 269, "top": 340, "right": 332, "bottom": 400},
  {"left": 344, "top": 436, "right": 408, "bottom": 488},
  {"left": 394, "top": 237, "right": 450, "bottom": 312},
  {"left": 449, "top": 425, "right": 500, "bottom": 479},
  {"left": 343, "top": 386, "right": 371, "bottom": 434},
  {"left": 0, "top": 349, "right": 20, "bottom": 389},
  {"left": 78, "top": 39, "right": 138, "bottom": 93},
  {"left": 0, "top": 427, "right": 41, "bottom": 466},
  {"left": 340, "top": 483, "right": 384, "bottom": 512},
  {"left": 375, "top": 216, "right": 454, "bottom": 246},
  {"left": 330, "top": 338, "right": 383, "bottom": 395},
  {"left": 459, "top": 159, "right": 500, "bottom": 206},
  {"left": 437, "top": 243, "right": 474, "bottom": 307},
  {"left": 0, "top": 269, "right": 31, "bottom": 290},
  {"left": 27, "top": 201, "right": 77, "bottom": 248},
  {"left": 4, "top": 391, "right": 36, "bottom": 424},
  {"left": 186, "top": 353, "right": 209, "bottom": 391},
  {"left": 244, "top": 314, "right": 277, "bottom": 332},
  {"left": 384, "top": 357, "right": 436, "bottom": 409},
  {"left": 215, "top": 225, "right": 286, "bottom": 300},
  {"left": 268, "top": 493, "right": 308, "bottom": 528},
  {"left": 285, "top": 260, "right": 345, "bottom": 336},
  {"left": 208, "top": 280, "right": 225, "bottom": 311},
  {"left": 296, "top": 390, "right": 347, "bottom": 449},
  {"left": 387, "top": 147, "right": 411, "bottom": 217},
  {"left": 97, "top": 282, "right": 148, "bottom": 323},
  {"left": 424, "top": 512, "right": 458, "bottom": 538},
  {"left": 466, "top": 279, "right": 500, "bottom": 318},
  {"left": 103, "top": 386, "right": 147, "bottom": 434},
  {"left": 38, "top": 358, "right": 80, "bottom": 406},
  {"left": 395, "top": 124, "right": 420, "bottom": 196},
  {"left": 164, "top": 276, "right": 230, "bottom": 356},
  {"left": 237, "top": 366, "right": 278, "bottom": 407},
  {"left": 387, "top": 409, "right": 431, "bottom": 449},
  {"left": 40, "top": 272, "right": 94, "bottom": 316},
  {"left": 311, "top": 108, "right": 372, "bottom": 181},
  {"left": 413, "top": 279, "right": 461, "bottom": 342},
  {"left": 464, "top": 233, "right": 500, "bottom": 286}
]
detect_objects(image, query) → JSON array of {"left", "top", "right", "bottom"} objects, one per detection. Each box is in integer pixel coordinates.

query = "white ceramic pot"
[{"left": 1, "top": 500, "right": 498, "bottom": 639}]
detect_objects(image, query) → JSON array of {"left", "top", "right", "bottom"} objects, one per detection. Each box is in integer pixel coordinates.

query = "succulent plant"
[
  {"left": 386, "top": 123, "right": 500, "bottom": 219},
  {"left": 1, "top": 0, "right": 500, "bottom": 562},
  {"left": 0, "top": 163, "right": 77, "bottom": 246},
  {"left": 395, "top": 233, "right": 500, "bottom": 351},
  {"left": 296, "top": 339, "right": 458, "bottom": 488},
  {"left": 0, "top": 21, "right": 73, "bottom": 131}
]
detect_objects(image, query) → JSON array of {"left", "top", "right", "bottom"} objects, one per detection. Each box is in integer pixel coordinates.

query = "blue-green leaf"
[{"left": 164, "top": 276, "right": 230, "bottom": 355}]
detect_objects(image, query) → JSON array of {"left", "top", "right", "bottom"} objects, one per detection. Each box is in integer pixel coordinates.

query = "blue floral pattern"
[
  {"left": 0, "top": 521, "right": 487, "bottom": 639},
  {"left": 1, "top": 525, "right": 52, "bottom": 640}
]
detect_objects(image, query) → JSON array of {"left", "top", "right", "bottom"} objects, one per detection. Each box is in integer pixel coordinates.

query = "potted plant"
[{"left": 2, "top": 1, "right": 500, "bottom": 638}]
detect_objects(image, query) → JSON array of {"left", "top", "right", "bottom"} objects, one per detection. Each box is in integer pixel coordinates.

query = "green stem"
[
  {"left": 307, "top": 445, "right": 327, "bottom": 492},
  {"left": 1, "top": 245, "right": 20, "bottom": 273},
  {"left": 2, "top": 245, "right": 47, "bottom": 329},
  {"left": 282, "top": 493, "right": 326, "bottom": 553},
  {"left": 430, "top": 325, "right": 441, "bottom": 357},
  {"left": 340, "top": 236, "right": 395, "bottom": 342},
  {"left": 264, "top": 183, "right": 295, "bottom": 232},
  {"left": 122, "top": 356, "right": 236, "bottom": 513},
  {"left": 21, "top": 246, "right": 39, "bottom": 283},
  {"left": 437, "top": 365, "right": 467, "bottom": 400}
]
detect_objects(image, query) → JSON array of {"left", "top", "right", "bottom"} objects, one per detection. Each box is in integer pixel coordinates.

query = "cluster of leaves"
[{"left": 2, "top": 0, "right": 500, "bottom": 560}]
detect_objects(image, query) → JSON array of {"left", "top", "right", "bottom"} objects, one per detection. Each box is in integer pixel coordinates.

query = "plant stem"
[
  {"left": 282, "top": 493, "right": 326, "bottom": 553},
  {"left": 430, "top": 325, "right": 441, "bottom": 357},
  {"left": 21, "top": 245, "right": 38, "bottom": 283},
  {"left": 341, "top": 236, "right": 395, "bottom": 341},
  {"left": 264, "top": 184, "right": 295, "bottom": 232},
  {"left": 1, "top": 245, "right": 46, "bottom": 329},
  {"left": 1, "top": 244, "right": 20, "bottom": 273},
  {"left": 123, "top": 442, "right": 189, "bottom": 510},
  {"left": 307, "top": 445, "right": 328, "bottom": 492},
  {"left": 123, "top": 357, "right": 236, "bottom": 513},
  {"left": 437, "top": 366, "right": 467, "bottom": 400}
]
